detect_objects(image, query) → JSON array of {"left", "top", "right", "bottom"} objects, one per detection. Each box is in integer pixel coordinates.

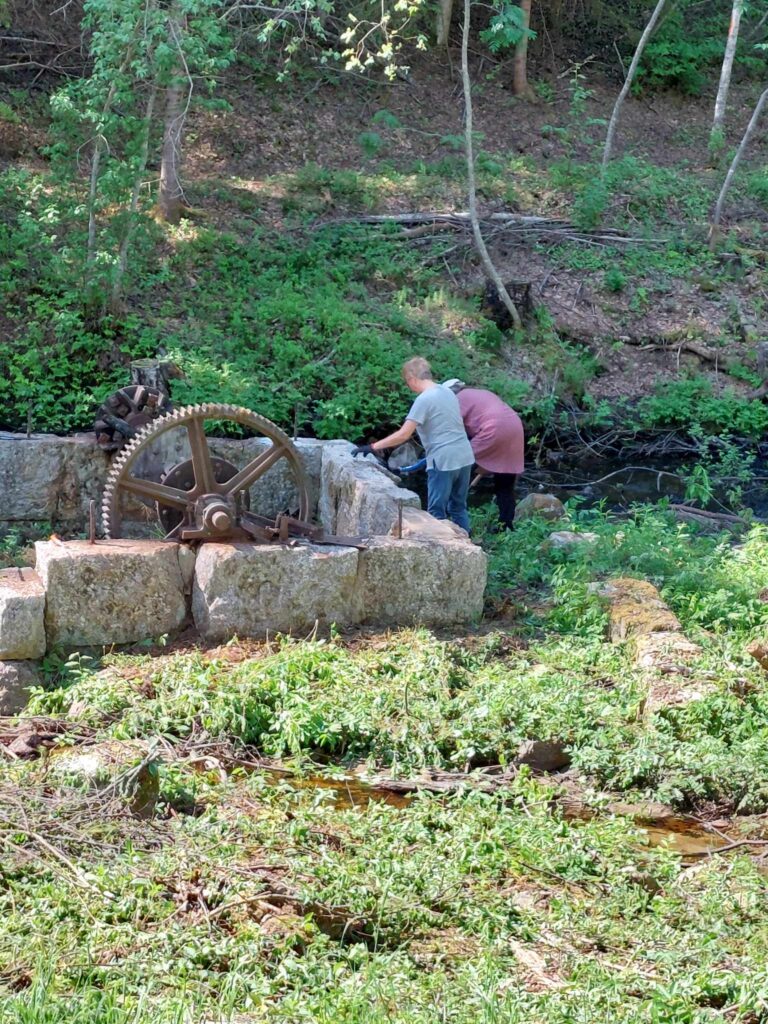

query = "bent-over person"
[
  {"left": 352, "top": 358, "right": 474, "bottom": 532},
  {"left": 443, "top": 379, "right": 524, "bottom": 529}
]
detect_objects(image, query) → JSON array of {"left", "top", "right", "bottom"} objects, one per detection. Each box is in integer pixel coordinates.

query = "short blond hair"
[{"left": 402, "top": 357, "right": 432, "bottom": 381}]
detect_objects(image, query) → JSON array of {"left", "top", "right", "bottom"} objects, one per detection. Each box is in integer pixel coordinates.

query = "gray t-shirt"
[{"left": 407, "top": 384, "right": 475, "bottom": 471}]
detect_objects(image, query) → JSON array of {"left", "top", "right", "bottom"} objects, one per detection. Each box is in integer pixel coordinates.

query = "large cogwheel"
[{"left": 102, "top": 404, "right": 310, "bottom": 540}]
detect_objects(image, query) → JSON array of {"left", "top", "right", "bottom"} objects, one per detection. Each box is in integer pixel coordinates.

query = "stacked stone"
[{"left": 0, "top": 567, "right": 46, "bottom": 715}]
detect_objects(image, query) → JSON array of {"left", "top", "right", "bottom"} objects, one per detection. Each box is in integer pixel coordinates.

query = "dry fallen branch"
[{"left": 327, "top": 212, "right": 662, "bottom": 247}]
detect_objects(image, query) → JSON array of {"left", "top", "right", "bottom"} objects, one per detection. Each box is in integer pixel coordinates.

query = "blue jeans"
[{"left": 427, "top": 465, "right": 472, "bottom": 533}]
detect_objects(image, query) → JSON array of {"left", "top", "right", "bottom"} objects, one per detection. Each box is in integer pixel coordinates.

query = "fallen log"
[
  {"left": 325, "top": 212, "right": 663, "bottom": 245},
  {"left": 620, "top": 334, "right": 725, "bottom": 364}
]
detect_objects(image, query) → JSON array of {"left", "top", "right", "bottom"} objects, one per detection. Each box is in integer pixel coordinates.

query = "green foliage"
[
  {"left": 358, "top": 131, "right": 386, "bottom": 158},
  {"left": 0, "top": 100, "right": 19, "bottom": 124},
  {"left": 637, "top": 378, "right": 768, "bottom": 438},
  {"left": 636, "top": 3, "right": 744, "bottom": 95},
  {"left": 603, "top": 267, "right": 627, "bottom": 293},
  {"left": 746, "top": 169, "right": 768, "bottom": 206},
  {"left": 479, "top": 3, "right": 535, "bottom": 54}
]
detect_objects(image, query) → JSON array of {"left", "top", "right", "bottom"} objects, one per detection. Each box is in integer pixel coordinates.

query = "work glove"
[{"left": 351, "top": 444, "right": 374, "bottom": 458}]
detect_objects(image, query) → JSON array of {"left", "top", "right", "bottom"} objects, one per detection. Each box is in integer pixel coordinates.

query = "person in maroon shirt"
[{"left": 443, "top": 379, "right": 525, "bottom": 529}]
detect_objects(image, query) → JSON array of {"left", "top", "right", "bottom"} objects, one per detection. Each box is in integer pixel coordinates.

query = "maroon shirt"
[{"left": 456, "top": 388, "right": 525, "bottom": 474}]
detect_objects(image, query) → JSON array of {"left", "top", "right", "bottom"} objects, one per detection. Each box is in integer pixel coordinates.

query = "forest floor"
[
  {"left": 3, "top": 504, "right": 768, "bottom": 1023},
  {"left": 2, "top": 53, "right": 768, "bottom": 439}
]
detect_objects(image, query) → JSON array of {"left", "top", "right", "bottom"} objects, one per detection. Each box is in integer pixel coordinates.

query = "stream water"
[
  {"left": 402, "top": 452, "right": 768, "bottom": 518},
  {"left": 261, "top": 770, "right": 731, "bottom": 860}
]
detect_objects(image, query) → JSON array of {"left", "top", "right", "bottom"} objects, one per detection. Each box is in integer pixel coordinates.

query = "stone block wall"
[
  {"left": 0, "top": 432, "right": 328, "bottom": 532},
  {"left": 0, "top": 434, "right": 487, "bottom": 712}
]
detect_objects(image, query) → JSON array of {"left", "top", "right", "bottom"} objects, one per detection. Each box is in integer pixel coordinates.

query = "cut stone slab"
[
  {"left": 0, "top": 432, "right": 110, "bottom": 525},
  {"left": 320, "top": 444, "right": 420, "bottom": 537},
  {"left": 514, "top": 493, "right": 565, "bottom": 522},
  {"left": 0, "top": 660, "right": 41, "bottom": 715},
  {"left": 515, "top": 739, "right": 571, "bottom": 772},
  {"left": 357, "top": 536, "right": 486, "bottom": 627},
  {"left": 48, "top": 739, "right": 160, "bottom": 817},
  {"left": 0, "top": 567, "right": 46, "bottom": 660},
  {"left": 598, "top": 577, "right": 681, "bottom": 642},
  {"left": 35, "top": 539, "right": 188, "bottom": 648},
  {"left": 192, "top": 542, "right": 361, "bottom": 640}
]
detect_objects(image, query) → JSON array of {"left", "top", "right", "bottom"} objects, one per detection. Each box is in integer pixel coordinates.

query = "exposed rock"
[
  {"left": 48, "top": 739, "right": 159, "bottom": 816},
  {"left": 746, "top": 638, "right": 768, "bottom": 671},
  {"left": 634, "top": 631, "right": 701, "bottom": 672},
  {"left": 515, "top": 739, "right": 571, "bottom": 772},
  {"left": 0, "top": 567, "right": 46, "bottom": 660},
  {"left": 634, "top": 628, "right": 714, "bottom": 716},
  {"left": 319, "top": 444, "right": 420, "bottom": 536},
  {"left": 643, "top": 674, "right": 717, "bottom": 717},
  {"left": 357, "top": 536, "right": 486, "bottom": 627},
  {"left": 192, "top": 542, "right": 361, "bottom": 640},
  {"left": 514, "top": 493, "right": 565, "bottom": 522},
  {"left": 598, "top": 578, "right": 681, "bottom": 642},
  {"left": 0, "top": 660, "right": 41, "bottom": 716},
  {"left": 35, "top": 539, "right": 188, "bottom": 647},
  {"left": 545, "top": 530, "right": 598, "bottom": 550}
]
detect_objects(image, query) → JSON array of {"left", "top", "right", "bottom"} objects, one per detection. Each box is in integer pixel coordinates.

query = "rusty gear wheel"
[
  {"left": 102, "top": 404, "right": 310, "bottom": 540},
  {"left": 94, "top": 385, "right": 173, "bottom": 451}
]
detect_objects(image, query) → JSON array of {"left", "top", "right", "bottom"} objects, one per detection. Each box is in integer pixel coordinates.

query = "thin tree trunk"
[
  {"left": 158, "top": 11, "right": 191, "bottom": 224},
  {"left": 710, "top": 86, "right": 768, "bottom": 244},
  {"left": 86, "top": 81, "right": 119, "bottom": 265},
  {"left": 158, "top": 79, "right": 186, "bottom": 223},
  {"left": 110, "top": 85, "right": 158, "bottom": 312},
  {"left": 461, "top": 0, "right": 522, "bottom": 331},
  {"left": 601, "top": 0, "right": 667, "bottom": 172},
  {"left": 512, "top": 0, "right": 533, "bottom": 97},
  {"left": 711, "top": 0, "right": 744, "bottom": 148},
  {"left": 436, "top": 0, "right": 454, "bottom": 47},
  {"left": 86, "top": 46, "right": 135, "bottom": 266}
]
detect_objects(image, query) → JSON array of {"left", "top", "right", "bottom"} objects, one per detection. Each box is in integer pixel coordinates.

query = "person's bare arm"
[{"left": 371, "top": 419, "right": 418, "bottom": 453}]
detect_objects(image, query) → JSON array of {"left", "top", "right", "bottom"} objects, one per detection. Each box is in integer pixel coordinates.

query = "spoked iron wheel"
[{"left": 102, "top": 404, "right": 310, "bottom": 541}]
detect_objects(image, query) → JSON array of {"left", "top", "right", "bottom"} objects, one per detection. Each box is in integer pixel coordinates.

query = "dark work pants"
[{"left": 493, "top": 473, "right": 518, "bottom": 529}]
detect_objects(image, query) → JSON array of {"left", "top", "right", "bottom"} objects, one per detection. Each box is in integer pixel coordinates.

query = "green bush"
[{"left": 636, "top": 378, "right": 768, "bottom": 438}]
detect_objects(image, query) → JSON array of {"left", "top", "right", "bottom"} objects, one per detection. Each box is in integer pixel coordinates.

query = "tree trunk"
[
  {"left": 461, "top": 0, "right": 522, "bottom": 331},
  {"left": 601, "top": 0, "right": 667, "bottom": 172},
  {"left": 711, "top": 0, "right": 744, "bottom": 149},
  {"left": 436, "top": 0, "right": 454, "bottom": 47},
  {"left": 512, "top": 0, "right": 533, "bottom": 98},
  {"left": 158, "top": 11, "right": 190, "bottom": 225},
  {"left": 710, "top": 86, "right": 768, "bottom": 244},
  {"left": 110, "top": 85, "right": 158, "bottom": 313},
  {"left": 158, "top": 78, "right": 186, "bottom": 224}
]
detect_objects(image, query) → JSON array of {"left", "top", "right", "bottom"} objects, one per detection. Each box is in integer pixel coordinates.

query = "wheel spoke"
[
  {"left": 186, "top": 417, "right": 217, "bottom": 493},
  {"left": 120, "top": 477, "right": 190, "bottom": 509},
  {"left": 221, "top": 444, "right": 286, "bottom": 496}
]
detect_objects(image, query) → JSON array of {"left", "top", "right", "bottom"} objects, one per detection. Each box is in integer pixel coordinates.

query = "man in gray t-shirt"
[{"left": 351, "top": 356, "right": 474, "bottom": 533}]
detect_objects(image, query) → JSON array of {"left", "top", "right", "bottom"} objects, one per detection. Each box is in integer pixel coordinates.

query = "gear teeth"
[{"left": 101, "top": 403, "right": 310, "bottom": 540}]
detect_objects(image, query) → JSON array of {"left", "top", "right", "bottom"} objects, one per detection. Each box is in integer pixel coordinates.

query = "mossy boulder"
[
  {"left": 598, "top": 578, "right": 681, "bottom": 642},
  {"left": 514, "top": 493, "right": 565, "bottom": 523},
  {"left": 48, "top": 739, "right": 160, "bottom": 817}
]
